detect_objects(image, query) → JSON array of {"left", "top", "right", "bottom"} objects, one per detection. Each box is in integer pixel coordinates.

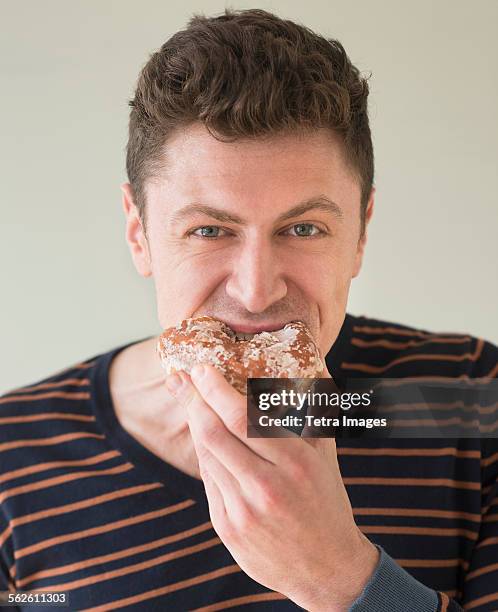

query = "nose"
[{"left": 225, "top": 237, "right": 287, "bottom": 313}]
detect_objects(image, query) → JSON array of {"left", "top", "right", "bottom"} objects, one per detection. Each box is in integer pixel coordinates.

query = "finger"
[
  {"left": 198, "top": 458, "right": 227, "bottom": 532},
  {"left": 190, "top": 364, "right": 310, "bottom": 466},
  {"left": 194, "top": 441, "right": 250, "bottom": 528},
  {"left": 167, "top": 370, "right": 270, "bottom": 485},
  {"left": 189, "top": 422, "right": 242, "bottom": 500},
  {"left": 322, "top": 367, "right": 333, "bottom": 379},
  {"left": 319, "top": 355, "right": 333, "bottom": 379}
]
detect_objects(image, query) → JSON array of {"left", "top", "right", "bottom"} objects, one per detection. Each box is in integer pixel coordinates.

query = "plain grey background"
[{"left": 1, "top": 0, "right": 497, "bottom": 394}]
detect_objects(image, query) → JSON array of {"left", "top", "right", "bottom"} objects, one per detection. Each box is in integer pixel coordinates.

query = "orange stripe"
[
  {"left": 192, "top": 591, "right": 288, "bottom": 611},
  {"left": 440, "top": 591, "right": 450, "bottom": 612},
  {"left": 15, "top": 499, "right": 195, "bottom": 559},
  {"left": 11, "top": 484, "right": 164, "bottom": 527},
  {"left": 0, "top": 450, "right": 120, "bottom": 484},
  {"left": 5, "top": 378, "right": 90, "bottom": 394},
  {"left": 377, "top": 375, "right": 489, "bottom": 387},
  {"left": 476, "top": 535, "right": 498, "bottom": 549},
  {"left": 343, "top": 476, "right": 480, "bottom": 490},
  {"left": 0, "top": 483, "right": 164, "bottom": 547},
  {"left": 482, "top": 452, "right": 498, "bottom": 467},
  {"left": 353, "top": 507, "right": 480, "bottom": 522},
  {"left": 0, "top": 432, "right": 104, "bottom": 453},
  {"left": 482, "top": 514, "right": 498, "bottom": 523},
  {"left": 40, "top": 538, "right": 225, "bottom": 591},
  {"left": 352, "top": 325, "right": 461, "bottom": 338},
  {"left": 337, "top": 446, "right": 480, "bottom": 459},
  {"left": 388, "top": 417, "right": 484, "bottom": 429},
  {"left": 352, "top": 337, "right": 470, "bottom": 350},
  {"left": 50, "top": 361, "right": 96, "bottom": 377},
  {"left": 81, "top": 564, "right": 241, "bottom": 612},
  {"left": 465, "top": 560, "right": 498, "bottom": 581},
  {"left": 465, "top": 591, "right": 498, "bottom": 610},
  {"left": 18, "top": 521, "right": 214, "bottom": 588},
  {"left": 360, "top": 525, "right": 478, "bottom": 541},
  {"left": 380, "top": 401, "right": 497, "bottom": 415},
  {"left": 486, "top": 362, "right": 498, "bottom": 378},
  {"left": 386, "top": 417, "right": 498, "bottom": 433},
  {"left": 0, "top": 412, "right": 96, "bottom": 425},
  {"left": 397, "top": 558, "right": 468, "bottom": 570},
  {"left": 342, "top": 339, "right": 484, "bottom": 374},
  {"left": 482, "top": 496, "right": 498, "bottom": 515},
  {"left": 0, "top": 391, "right": 90, "bottom": 405},
  {"left": 0, "top": 463, "right": 134, "bottom": 504},
  {"left": 0, "top": 524, "right": 12, "bottom": 547}
]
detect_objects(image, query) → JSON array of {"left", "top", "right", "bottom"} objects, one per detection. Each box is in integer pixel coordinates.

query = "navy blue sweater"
[{"left": 1, "top": 314, "right": 497, "bottom": 611}]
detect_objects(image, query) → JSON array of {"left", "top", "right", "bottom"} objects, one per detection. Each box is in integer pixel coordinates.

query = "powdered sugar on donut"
[{"left": 156, "top": 315, "right": 323, "bottom": 394}]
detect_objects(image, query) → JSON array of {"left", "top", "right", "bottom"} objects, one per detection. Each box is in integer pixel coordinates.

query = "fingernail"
[
  {"left": 166, "top": 373, "right": 183, "bottom": 395},
  {"left": 191, "top": 365, "right": 205, "bottom": 380}
]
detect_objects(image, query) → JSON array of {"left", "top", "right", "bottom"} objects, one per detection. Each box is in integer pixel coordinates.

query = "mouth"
[
  {"left": 233, "top": 331, "right": 258, "bottom": 341},
  {"left": 224, "top": 321, "right": 300, "bottom": 341}
]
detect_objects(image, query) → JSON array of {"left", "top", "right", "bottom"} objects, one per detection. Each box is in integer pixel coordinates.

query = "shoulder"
[
  {"left": 0, "top": 356, "right": 101, "bottom": 453},
  {"left": 0, "top": 339, "right": 141, "bottom": 438},
  {"left": 0, "top": 348, "right": 113, "bottom": 452},
  {"left": 343, "top": 313, "right": 498, "bottom": 378},
  {"left": 0, "top": 356, "right": 98, "bottom": 507},
  {"left": 0, "top": 354, "right": 97, "bottom": 409}
]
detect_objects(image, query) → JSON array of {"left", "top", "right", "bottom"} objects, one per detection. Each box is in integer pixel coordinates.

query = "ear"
[
  {"left": 352, "top": 187, "right": 375, "bottom": 279},
  {"left": 121, "top": 182, "right": 152, "bottom": 278}
]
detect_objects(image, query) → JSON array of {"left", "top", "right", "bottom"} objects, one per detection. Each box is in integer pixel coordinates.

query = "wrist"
[{"left": 304, "top": 531, "right": 380, "bottom": 612}]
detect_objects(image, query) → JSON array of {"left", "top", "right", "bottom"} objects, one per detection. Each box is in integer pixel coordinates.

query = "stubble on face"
[{"left": 140, "top": 123, "right": 366, "bottom": 358}]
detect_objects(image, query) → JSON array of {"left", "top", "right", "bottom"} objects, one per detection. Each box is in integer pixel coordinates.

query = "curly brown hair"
[{"left": 126, "top": 8, "right": 374, "bottom": 237}]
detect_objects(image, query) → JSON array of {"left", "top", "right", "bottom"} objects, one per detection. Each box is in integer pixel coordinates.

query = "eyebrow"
[{"left": 169, "top": 195, "right": 343, "bottom": 226}]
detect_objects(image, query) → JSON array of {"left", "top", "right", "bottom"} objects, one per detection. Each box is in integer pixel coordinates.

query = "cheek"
[
  {"left": 285, "top": 242, "right": 356, "bottom": 354},
  {"left": 153, "top": 249, "right": 228, "bottom": 329},
  {"left": 291, "top": 254, "right": 350, "bottom": 311},
  {"left": 286, "top": 237, "right": 355, "bottom": 286}
]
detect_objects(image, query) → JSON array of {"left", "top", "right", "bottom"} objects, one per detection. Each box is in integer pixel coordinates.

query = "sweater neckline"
[{"left": 89, "top": 313, "right": 355, "bottom": 503}]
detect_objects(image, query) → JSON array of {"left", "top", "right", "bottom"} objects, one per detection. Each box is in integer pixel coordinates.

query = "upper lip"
[{"left": 222, "top": 321, "right": 295, "bottom": 334}]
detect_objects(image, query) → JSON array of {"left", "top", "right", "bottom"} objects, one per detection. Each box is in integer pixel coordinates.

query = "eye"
[
  {"left": 189, "top": 226, "right": 230, "bottom": 239},
  {"left": 188, "top": 223, "right": 326, "bottom": 240},
  {"left": 283, "top": 223, "right": 324, "bottom": 238}
]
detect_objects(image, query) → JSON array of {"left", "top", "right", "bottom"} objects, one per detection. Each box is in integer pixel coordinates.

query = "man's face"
[{"left": 122, "top": 123, "right": 374, "bottom": 358}]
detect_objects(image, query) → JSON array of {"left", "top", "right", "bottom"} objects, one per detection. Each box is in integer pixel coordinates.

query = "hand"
[{"left": 165, "top": 365, "right": 379, "bottom": 611}]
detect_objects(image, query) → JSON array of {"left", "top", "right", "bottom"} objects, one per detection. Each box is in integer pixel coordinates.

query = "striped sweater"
[{"left": 0, "top": 313, "right": 497, "bottom": 611}]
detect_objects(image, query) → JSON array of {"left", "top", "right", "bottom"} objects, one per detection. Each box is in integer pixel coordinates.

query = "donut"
[{"left": 156, "top": 315, "right": 324, "bottom": 395}]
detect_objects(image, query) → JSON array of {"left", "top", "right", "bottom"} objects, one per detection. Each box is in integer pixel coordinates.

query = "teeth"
[{"left": 234, "top": 332, "right": 256, "bottom": 341}]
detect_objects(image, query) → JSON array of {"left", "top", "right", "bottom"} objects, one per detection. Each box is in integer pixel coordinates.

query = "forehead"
[{"left": 147, "top": 123, "right": 360, "bottom": 213}]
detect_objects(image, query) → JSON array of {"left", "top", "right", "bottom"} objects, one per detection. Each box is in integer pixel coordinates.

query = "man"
[{"left": 1, "top": 8, "right": 497, "bottom": 611}]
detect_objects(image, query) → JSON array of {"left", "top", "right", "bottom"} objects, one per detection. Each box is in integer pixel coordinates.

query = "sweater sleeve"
[{"left": 349, "top": 544, "right": 439, "bottom": 611}]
